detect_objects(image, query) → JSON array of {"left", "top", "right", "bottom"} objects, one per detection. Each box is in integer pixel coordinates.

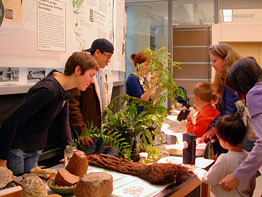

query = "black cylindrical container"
[{"left": 183, "top": 133, "right": 196, "bottom": 165}]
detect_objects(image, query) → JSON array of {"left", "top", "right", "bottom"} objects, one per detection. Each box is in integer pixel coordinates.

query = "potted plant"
[
  {"left": 102, "top": 94, "right": 167, "bottom": 160},
  {"left": 70, "top": 123, "right": 132, "bottom": 158},
  {"left": 102, "top": 47, "right": 186, "bottom": 161}
]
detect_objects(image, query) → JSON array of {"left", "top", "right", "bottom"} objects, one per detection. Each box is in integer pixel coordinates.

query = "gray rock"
[{"left": 74, "top": 172, "right": 113, "bottom": 197}]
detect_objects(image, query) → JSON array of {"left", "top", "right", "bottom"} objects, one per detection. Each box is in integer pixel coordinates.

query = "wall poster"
[{"left": 0, "top": 0, "right": 126, "bottom": 97}]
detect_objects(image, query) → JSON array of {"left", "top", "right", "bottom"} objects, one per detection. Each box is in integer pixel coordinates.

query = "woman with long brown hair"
[
  {"left": 202, "top": 43, "right": 241, "bottom": 155},
  {"left": 209, "top": 43, "right": 240, "bottom": 114}
]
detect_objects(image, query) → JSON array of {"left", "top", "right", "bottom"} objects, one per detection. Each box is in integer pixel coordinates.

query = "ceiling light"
[{"left": 222, "top": 9, "right": 232, "bottom": 22}]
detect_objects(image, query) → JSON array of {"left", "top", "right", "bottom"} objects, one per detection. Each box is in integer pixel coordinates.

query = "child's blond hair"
[{"left": 193, "top": 82, "right": 217, "bottom": 102}]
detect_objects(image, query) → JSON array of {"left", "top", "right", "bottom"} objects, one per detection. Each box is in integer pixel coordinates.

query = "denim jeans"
[{"left": 7, "top": 149, "right": 41, "bottom": 176}]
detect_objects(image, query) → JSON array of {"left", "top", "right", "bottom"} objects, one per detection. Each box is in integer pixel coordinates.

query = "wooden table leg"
[{"left": 201, "top": 183, "right": 210, "bottom": 197}]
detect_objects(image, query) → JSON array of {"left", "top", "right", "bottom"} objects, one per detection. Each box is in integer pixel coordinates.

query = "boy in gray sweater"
[{"left": 194, "top": 114, "right": 255, "bottom": 197}]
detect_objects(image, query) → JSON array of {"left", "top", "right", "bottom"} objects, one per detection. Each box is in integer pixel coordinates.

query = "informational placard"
[
  {"left": 37, "top": 0, "right": 66, "bottom": 52},
  {"left": 71, "top": 0, "right": 112, "bottom": 51},
  {"left": 0, "top": 0, "right": 126, "bottom": 90},
  {"left": 0, "top": 0, "right": 63, "bottom": 69}
]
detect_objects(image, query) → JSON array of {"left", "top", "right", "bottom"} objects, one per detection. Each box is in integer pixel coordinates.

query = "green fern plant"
[
  {"left": 70, "top": 123, "right": 132, "bottom": 159},
  {"left": 100, "top": 48, "right": 186, "bottom": 160},
  {"left": 102, "top": 94, "right": 167, "bottom": 160}
]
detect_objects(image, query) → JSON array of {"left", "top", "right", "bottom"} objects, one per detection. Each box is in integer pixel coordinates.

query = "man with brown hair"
[{"left": 69, "top": 38, "right": 114, "bottom": 154}]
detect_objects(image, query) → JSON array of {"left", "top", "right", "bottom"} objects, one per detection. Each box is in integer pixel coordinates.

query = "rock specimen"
[
  {"left": 21, "top": 175, "right": 48, "bottom": 197},
  {"left": 66, "top": 150, "right": 88, "bottom": 177},
  {"left": 74, "top": 172, "right": 113, "bottom": 197},
  {"left": 0, "top": 167, "right": 13, "bottom": 189},
  {"left": 30, "top": 166, "right": 56, "bottom": 179},
  {"left": 87, "top": 154, "right": 189, "bottom": 185},
  {"left": 54, "top": 168, "right": 79, "bottom": 186}
]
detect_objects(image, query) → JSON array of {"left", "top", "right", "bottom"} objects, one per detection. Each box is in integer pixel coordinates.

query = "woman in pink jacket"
[{"left": 220, "top": 57, "right": 262, "bottom": 190}]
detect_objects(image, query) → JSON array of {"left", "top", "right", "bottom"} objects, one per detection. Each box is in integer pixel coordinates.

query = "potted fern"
[
  {"left": 70, "top": 123, "right": 132, "bottom": 158},
  {"left": 102, "top": 47, "right": 186, "bottom": 161},
  {"left": 102, "top": 95, "right": 167, "bottom": 160}
]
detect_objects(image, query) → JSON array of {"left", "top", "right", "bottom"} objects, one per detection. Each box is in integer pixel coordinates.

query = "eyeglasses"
[{"left": 102, "top": 52, "right": 112, "bottom": 60}]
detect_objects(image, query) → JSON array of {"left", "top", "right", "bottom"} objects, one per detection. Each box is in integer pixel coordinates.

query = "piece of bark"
[
  {"left": 66, "top": 150, "right": 88, "bottom": 177},
  {"left": 140, "top": 162, "right": 189, "bottom": 184},
  {"left": 54, "top": 168, "right": 79, "bottom": 186},
  {"left": 74, "top": 172, "right": 113, "bottom": 197},
  {"left": 87, "top": 154, "right": 189, "bottom": 185},
  {"left": 87, "top": 154, "right": 147, "bottom": 176}
]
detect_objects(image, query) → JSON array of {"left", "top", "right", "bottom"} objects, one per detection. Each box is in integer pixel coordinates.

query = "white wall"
[
  {"left": 212, "top": 23, "right": 262, "bottom": 44},
  {"left": 211, "top": 23, "right": 262, "bottom": 81}
]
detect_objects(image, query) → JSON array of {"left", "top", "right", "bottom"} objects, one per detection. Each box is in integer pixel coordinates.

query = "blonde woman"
[{"left": 202, "top": 43, "right": 240, "bottom": 155}]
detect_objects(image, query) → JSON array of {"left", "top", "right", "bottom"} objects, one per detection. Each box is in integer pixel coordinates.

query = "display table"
[
  {"left": 46, "top": 110, "right": 213, "bottom": 196},
  {"left": 48, "top": 157, "right": 213, "bottom": 197},
  {"left": 154, "top": 174, "right": 203, "bottom": 197}
]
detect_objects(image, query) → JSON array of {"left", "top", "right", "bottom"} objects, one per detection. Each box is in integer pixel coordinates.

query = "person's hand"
[
  {"left": 219, "top": 173, "right": 239, "bottom": 191},
  {"left": 158, "top": 82, "right": 164, "bottom": 88},
  {"left": 199, "top": 127, "right": 216, "bottom": 143},
  {"left": 196, "top": 137, "right": 204, "bottom": 144},
  {"left": 187, "top": 165, "right": 198, "bottom": 174},
  {"left": 187, "top": 108, "right": 195, "bottom": 119},
  {"left": 0, "top": 159, "right": 7, "bottom": 168}
]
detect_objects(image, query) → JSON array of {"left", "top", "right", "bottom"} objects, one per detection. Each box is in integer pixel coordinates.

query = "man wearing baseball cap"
[{"left": 69, "top": 38, "right": 114, "bottom": 154}]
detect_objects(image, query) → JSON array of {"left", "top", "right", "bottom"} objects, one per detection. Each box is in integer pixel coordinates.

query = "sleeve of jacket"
[
  {"left": 223, "top": 87, "right": 239, "bottom": 115},
  {"left": 126, "top": 75, "right": 144, "bottom": 98},
  {"left": 234, "top": 114, "right": 262, "bottom": 182},
  {"left": 199, "top": 155, "right": 227, "bottom": 185},
  {"left": 69, "top": 88, "right": 86, "bottom": 135},
  {"left": 56, "top": 100, "right": 72, "bottom": 149},
  {"left": 186, "top": 112, "right": 208, "bottom": 138}
]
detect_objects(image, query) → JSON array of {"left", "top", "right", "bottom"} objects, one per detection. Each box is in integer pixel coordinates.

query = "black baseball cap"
[{"left": 84, "top": 38, "right": 114, "bottom": 54}]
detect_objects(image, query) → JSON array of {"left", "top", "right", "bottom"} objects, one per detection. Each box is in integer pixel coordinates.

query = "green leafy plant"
[
  {"left": 145, "top": 144, "right": 162, "bottom": 163},
  {"left": 102, "top": 94, "right": 167, "bottom": 160},
  {"left": 70, "top": 124, "right": 132, "bottom": 159},
  {"left": 137, "top": 47, "right": 186, "bottom": 103},
  {"left": 101, "top": 48, "right": 186, "bottom": 160}
]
